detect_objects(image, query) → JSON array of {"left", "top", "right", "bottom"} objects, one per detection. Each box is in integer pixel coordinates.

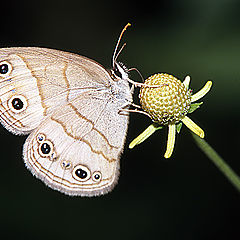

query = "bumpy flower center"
[{"left": 139, "top": 73, "right": 191, "bottom": 125}]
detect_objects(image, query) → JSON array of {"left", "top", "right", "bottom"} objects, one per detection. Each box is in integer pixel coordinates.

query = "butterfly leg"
[{"left": 118, "top": 107, "right": 152, "bottom": 118}]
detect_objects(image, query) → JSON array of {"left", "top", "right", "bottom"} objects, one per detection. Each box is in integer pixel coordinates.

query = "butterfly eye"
[
  {"left": 39, "top": 140, "right": 54, "bottom": 157},
  {"left": 0, "top": 61, "right": 12, "bottom": 76},
  {"left": 92, "top": 171, "right": 102, "bottom": 182},
  {"left": 112, "top": 62, "right": 128, "bottom": 80},
  {"left": 113, "top": 66, "right": 122, "bottom": 78},
  {"left": 72, "top": 165, "right": 91, "bottom": 182},
  {"left": 8, "top": 95, "right": 28, "bottom": 113}
]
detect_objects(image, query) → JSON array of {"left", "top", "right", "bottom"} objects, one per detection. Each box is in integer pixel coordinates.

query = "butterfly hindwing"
[{"left": 23, "top": 90, "right": 130, "bottom": 196}]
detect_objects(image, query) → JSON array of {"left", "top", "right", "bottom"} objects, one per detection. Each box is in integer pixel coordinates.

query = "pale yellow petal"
[
  {"left": 164, "top": 124, "right": 176, "bottom": 158},
  {"left": 183, "top": 75, "right": 191, "bottom": 89},
  {"left": 129, "top": 124, "right": 160, "bottom": 149},
  {"left": 191, "top": 81, "right": 212, "bottom": 102},
  {"left": 182, "top": 116, "right": 205, "bottom": 138}
]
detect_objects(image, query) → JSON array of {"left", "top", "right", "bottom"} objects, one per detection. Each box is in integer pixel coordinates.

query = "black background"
[{"left": 0, "top": 0, "right": 239, "bottom": 239}]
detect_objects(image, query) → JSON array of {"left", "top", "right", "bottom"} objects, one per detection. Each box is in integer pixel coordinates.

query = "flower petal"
[
  {"left": 129, "top": 124, "right": 162, "bottom": 149},
  {"left": 183, "top": 75, "right": 191, "bottom": 89},
  {"left": 181, "top": 116, "right": 204, "bottom": 138},
  {"left": 164, "top": 124, "right": 176, "bottom": 158},
  {"left": 191, "top": 81, "right": 212, "bottom": 102}
]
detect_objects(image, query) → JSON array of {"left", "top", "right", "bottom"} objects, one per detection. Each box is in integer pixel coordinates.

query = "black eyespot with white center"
[
  {"left": 76, "top": 169, "right": 87, "bottom": 178},
  {"left": 39, "top": 140, "right": 54, "bottom": 158},
  {"left": 92, "top": 171, "right": 102, "bottom": 182},
  {"left": 8, "top": 95, "right": 28, "bottom": 113},
  {"left": 72, "top": 165, "right": 91, "bottom": 182},
  {"left": 12, "top": 98, "right": 24, "bottom": 110},
  {"left": 0, "top": 64, "right": 8, "bottom": 74},
  {"left": 0, "top": 61, "right": 12, "bottom": 76},
  {"left": 41, "top": 142, "right": 51, "bottom": 154}
]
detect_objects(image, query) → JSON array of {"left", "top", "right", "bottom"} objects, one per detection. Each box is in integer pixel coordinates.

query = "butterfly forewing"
[{"left": 0, "top": 47, "right": 112, "bottom": 134}]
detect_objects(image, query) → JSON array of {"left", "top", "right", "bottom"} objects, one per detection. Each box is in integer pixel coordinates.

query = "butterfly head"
[{"left": 111, "top": 61, "right": 129, "bottom": 81}]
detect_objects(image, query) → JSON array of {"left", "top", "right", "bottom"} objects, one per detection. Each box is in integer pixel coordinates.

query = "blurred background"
[{"left": 0, "top": 0, "right": 239, "bottom": 239}]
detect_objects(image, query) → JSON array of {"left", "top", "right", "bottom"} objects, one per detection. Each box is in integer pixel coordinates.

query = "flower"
[{"left": 129, "top": 73, "right": 212, "bottom": 158}]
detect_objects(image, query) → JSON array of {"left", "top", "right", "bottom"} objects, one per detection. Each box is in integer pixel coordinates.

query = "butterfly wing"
[
  {"left": 0, "top": 47, "right": 111, "bottom": 134},
  {"left": 0, "top": 47, "right": 132, "bottom": 196},
  {"left": 23, "top": 87, "right": 130, "bottom": 196}
]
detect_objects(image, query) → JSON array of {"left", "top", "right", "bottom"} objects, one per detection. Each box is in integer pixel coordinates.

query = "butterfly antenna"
[
  {"left": 112, "top": 23, "right": 131, "bottom": 68},
  {"left": 114, "top": 43, "right": 127, "bottom": 63}
]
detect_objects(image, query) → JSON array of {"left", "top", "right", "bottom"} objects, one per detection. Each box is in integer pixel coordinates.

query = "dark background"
[{"left": 0, "top": 0, "right": 239, "bottom": 239}]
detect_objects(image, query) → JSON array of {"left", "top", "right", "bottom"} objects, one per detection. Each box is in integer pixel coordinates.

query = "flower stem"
[{"left": 191, "top": 132, "right": 240, "bottom": 192}]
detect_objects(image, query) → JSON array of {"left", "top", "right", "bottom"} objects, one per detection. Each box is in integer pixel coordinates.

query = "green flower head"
[{"left": 130, "top": 73, "right": 212, "bottom": 158}]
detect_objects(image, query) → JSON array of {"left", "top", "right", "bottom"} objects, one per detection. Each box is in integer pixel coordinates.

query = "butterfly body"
[{"left": 0, "top": 47, "right": 132, "bottom": 196}]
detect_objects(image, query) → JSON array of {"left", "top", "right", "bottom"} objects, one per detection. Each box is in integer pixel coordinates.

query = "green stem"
[{"left": 191, "top": 132, "right": 240, "bottom": 192}]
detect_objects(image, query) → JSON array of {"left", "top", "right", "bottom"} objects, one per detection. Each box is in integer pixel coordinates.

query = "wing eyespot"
[
  {"left": 61, "top": 160, "right": 72, "bottom": 170},
  {"left": 0, "top": 61, "right": 12, "bottom": 77},
  {"left": 92, "top": 171, "right": 102, "bottom": 182},
  {"left": 38, "top": 140, "right": 54, "bottom": 158},
  {"left": 8, "top": 95, "right": 28, "bottom": 113},
  {"left": 72, "top": 164, "right": 91, "bottom": 182},
  {"left": 37, "top": 133, "right": 46, "bottom": 143}
]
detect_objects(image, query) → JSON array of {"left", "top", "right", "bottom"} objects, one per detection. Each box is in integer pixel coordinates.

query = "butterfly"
[{"left": 0, "top": 24, "right": 133, "bottom": 196}]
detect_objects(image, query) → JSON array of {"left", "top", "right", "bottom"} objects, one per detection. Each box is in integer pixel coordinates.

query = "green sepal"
[
  {"left": 188, "top": 102, "right": 203, "bottom": 114},
  {"left": 176, "top": 122, "right": 183, "bottom": 134}
]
